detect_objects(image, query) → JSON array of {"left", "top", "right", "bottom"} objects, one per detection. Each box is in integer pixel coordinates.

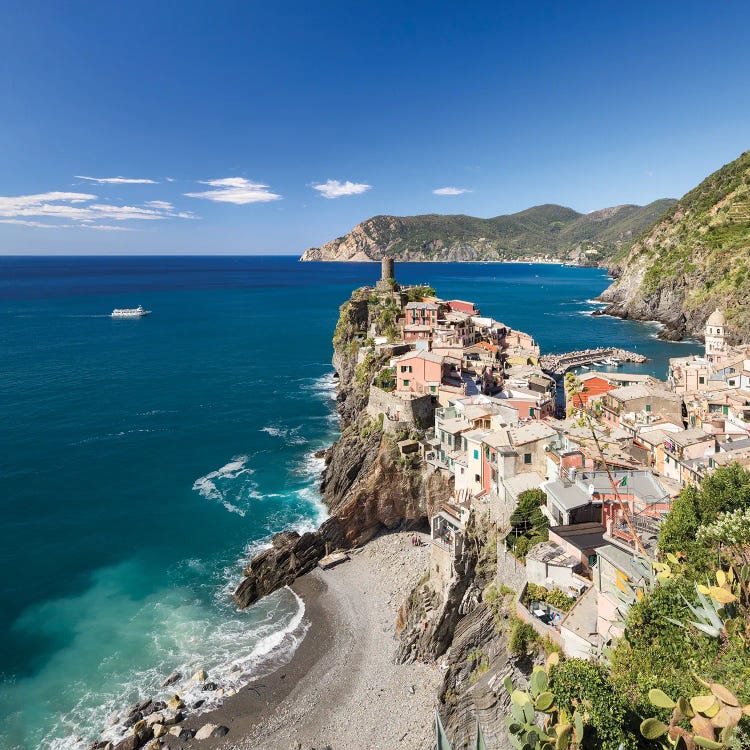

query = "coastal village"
[
  {"left": 95, "top": 259, "right": 750, "bottom": 750},
  {"left": 352, "top": 259, "right": 750, "bottom": 672}
]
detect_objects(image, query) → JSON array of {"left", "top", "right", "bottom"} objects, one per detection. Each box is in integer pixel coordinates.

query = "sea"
[{"left": 0, "top": 256, "right": 701, "bottom": 749}]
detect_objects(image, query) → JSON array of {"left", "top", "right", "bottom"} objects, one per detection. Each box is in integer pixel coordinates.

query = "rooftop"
[
  {"left": 668, "top": 428, "right": 714, "bottom": 448},
  {"left": 509, "top": 421, "right": 557, "bottom": 445},
  {"left": 544, "top": 479, "right": 593, "bottom": 511},
  {"left": 560, "top": 585, "right": 598, "bottom": 642},
  {"left": 549, "top": 522, "right": 606, "bottom": 552},
  {"left": 595, "top": 543, "right": 647, "bottom": 576},
  {"left": 405, "top": 301, "right": 439, "bottom": 310},
  {"left": 394, "top": 350, "right": 445, "bottom": 365},
  {"left": 502, "top": 471, "right": 544, "bottom": 499},
  {"left": 527, "top": 541, "right": 579, "bottom": 568}
]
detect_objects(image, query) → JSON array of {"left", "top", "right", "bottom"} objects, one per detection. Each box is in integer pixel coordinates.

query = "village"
[{"left": 357, "top": 258, "right": 750, "bottom": 662}]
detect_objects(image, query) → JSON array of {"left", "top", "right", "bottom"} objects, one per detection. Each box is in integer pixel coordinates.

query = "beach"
[{"left": 176, "top": 530, "right": 442, "bottom": 750}]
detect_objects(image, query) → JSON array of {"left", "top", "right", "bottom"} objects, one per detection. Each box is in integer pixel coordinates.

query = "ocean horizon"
[{"left": 0, "top": 256, "right": 701, "bottom": 749}]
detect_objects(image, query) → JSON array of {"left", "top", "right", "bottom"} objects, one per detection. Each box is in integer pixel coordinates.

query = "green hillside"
[
  {"left": 300, "top": 200, "right": 676, "bottom": 264},
  {"left": 602, "top": 151, "right": 750, "bottom": 340}
]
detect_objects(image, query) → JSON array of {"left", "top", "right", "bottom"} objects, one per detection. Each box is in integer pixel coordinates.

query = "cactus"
[
  {"left": 639, "top": 679, "right": 750, "bottom": 749},
  {"left": 665, "top": 581, "right": 731, "bottom": 639},
  {"left": 502, "top": 653, "right": 591, "bottom": 750},
  {"left": 697, "top": 568, "right": 740, "bottom": 606}
]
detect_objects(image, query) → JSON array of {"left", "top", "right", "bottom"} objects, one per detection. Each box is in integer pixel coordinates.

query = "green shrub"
[
  {"left": 550, "top": 659, "right": 638, "bottom": 750},
  {"left": 508, "top": 619, "right": 536, "bottom": 656}
]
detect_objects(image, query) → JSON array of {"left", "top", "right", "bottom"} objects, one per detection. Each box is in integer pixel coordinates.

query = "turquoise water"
[{"left": 0, "top": 257, "right": 701, "bottom": 749}]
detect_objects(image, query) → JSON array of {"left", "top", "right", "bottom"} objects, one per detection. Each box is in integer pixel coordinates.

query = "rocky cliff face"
[
  {"left": 395, "top": 513, "right": 536, "bottom": 749},
  {"left": 300, "top": 201, "right": 675, "bottom": 266},
  {"left": 234, "top": 287, "right": 452, "bottom": 608},
  {"left": 600, "top": 151, "right": 750, "bottom": 341}
]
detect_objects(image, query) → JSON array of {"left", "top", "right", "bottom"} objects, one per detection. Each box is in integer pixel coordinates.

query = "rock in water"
[
  {"left": 166, "top": 694, "right": 184, "bottom": 710},
  {"left": 160, "top": 670, "right": 181, "bottom": 687},
  {"left": 233, "top": 519, "right": 345, "bottom": 608},
  {"left": 192, "top": 668, "right": 208, "bottom": 683}
]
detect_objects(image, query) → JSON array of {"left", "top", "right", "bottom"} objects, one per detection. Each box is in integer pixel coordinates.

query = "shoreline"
[{"left": 170, "top": 531, "right": 441, "bottom": 750}]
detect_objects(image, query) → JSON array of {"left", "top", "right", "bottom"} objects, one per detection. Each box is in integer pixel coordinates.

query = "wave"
[
  {"left": 192, "top": 456, "right": 257, "bottom": 516},
  {"left": 33, "top": 581, "right": 308, "bottom": 750},
  {"left": 301, "top": 371, "right": 338, "bottom": 401},
  {"left": 259, "top": 424, "right": 308, "bottom": 445},
  {"left": 71, "top": 427, "right": 167, "bottom": 446}
]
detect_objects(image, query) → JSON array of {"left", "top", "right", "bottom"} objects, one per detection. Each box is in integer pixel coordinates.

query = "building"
[
  {"left": 705, "top": 308, "right": 727, "bottom": 361},
  {"left": 429, "top": 500, "right": 470, "bottom": 595},
  {"left": 394, "top": 351, "right": 459, "bottom": 396},
  {"left": 599, "top": 383, "right": 683, "bottom": 429},
  {"left": 662, "top": 428, "right": 716, "bottom": 486},
  {"left": 405, "top": 301, "right": 439, "bottom": 328},
  {"left": 447, "top": 299, "right": 480, "bottom": 315}
]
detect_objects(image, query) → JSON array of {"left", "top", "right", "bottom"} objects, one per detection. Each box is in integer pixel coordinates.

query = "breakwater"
[{"left": 540, "top": 347, "right": 647, "bottom": 376}]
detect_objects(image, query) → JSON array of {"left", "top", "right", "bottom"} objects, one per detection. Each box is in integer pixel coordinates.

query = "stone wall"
[{"left": 366, "top": 385, "right": 435, "bottom": 431}]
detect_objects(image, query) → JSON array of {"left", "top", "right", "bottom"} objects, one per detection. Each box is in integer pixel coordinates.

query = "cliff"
[
  {"left": 233, "top": 285, "right": 453, "bottom": 608},
  {"left": 299, "top": 200, "right": 675, "bottom": 266},
  {"left": 600, "top": 150, "right": 750, "bottom": 341}
]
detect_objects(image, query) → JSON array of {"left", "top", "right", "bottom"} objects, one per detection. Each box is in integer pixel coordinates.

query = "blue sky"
[{"left": 1, "top": 1, "right": 748, "bottom": 255}]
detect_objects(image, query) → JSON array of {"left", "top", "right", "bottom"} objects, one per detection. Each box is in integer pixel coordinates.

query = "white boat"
[{"left": 111, "top": 305, "right": 151, "bottom": 318}]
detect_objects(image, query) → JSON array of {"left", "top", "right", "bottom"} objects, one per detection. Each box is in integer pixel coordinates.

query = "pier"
[{"left": 540, "top": 347, "right": 647, "bottom": 376}]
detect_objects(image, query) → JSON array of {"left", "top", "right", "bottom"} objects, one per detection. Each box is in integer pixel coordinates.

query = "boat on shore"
[{"left": 111, "top": 305, "right": 151, "bottom": 318}]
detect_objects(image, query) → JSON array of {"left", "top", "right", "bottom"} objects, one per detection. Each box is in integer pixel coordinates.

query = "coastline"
[{"left": 174, "top": 531, "right": 441, "bottom": 750}]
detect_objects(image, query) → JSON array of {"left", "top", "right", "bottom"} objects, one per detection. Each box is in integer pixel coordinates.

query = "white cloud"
[
  {"left": 0, "top": 218, "right": 73, "bottom": 229},
  {"left": 185, "top": 177, "right": 281, "bottom": 204},
  {"left": 313, "top": 179, "right": 371, "bottom": 199},
  {"left": 0, "top": 190, "right": 197, "bottom": 229},
  {"left": 83, "top": 224, "right": 135, "bottom": 231},
  {"left": 75, "top": 175, "right": 158, "bottom": 184},
  {"left": 433, "top": 187, "right": 471, "bottom": 196}
]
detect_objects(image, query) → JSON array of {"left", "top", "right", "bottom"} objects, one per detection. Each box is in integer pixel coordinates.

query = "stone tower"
[
  {"left": 705, "top": 308, "right": 727, "bottom": 359},
  {"left": 376, "top": 256, "right": 398, "bottom": 291}
]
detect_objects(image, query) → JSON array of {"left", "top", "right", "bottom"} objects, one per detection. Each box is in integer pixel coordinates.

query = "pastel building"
[
  {"left": 405, "top": 301, "right": 439, "bottom": 328},
  {"left": 394, "top": 351, "right": 449, "bottom": 396}
]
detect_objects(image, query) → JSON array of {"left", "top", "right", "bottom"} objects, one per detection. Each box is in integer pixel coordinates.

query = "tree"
[
  {"left": 509, "top": 488, "right": 548, "bottom": 533},
  {"left": 659, "top": 464, "right": 750, "bottom": 569}
]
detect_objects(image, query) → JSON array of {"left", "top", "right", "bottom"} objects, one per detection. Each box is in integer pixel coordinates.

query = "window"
[
  {"left": 430, "top": 385, "right": 437, "bottom": 393},
  {"left": 529, "top": 407, "right": 535, "bottom": 417},
  {"left": 402, "top": 379, "right": 410, "bottom": 386},
  {"left": 473, "top": 449, "right": 479, "bottom": 460},
  {"left": 474, "top": 474, "right": 481, "bottom": 483},
  {"left": 699, "top": 376, "right": 705, "bottom": 384},
  {"left": 645, "top": 404, "right": 652, "bottom": 412},
  {"left": 524, "top": 453, "right": 532, "bottom": 464}
]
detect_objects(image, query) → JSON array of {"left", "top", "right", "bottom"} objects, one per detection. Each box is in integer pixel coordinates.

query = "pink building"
[
  {"left": 447, "top": 299, "right": 479, "bottom": 315},
  {"left": 405, "top": 302, "right": 439, "bottom": 328},
  {"left": 394, "top": 351, "right": 448, "bottom": 395}
]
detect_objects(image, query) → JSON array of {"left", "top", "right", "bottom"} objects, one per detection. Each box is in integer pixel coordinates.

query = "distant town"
[{"left": 359, "top": 258, "right": 749, "bottom": 659}]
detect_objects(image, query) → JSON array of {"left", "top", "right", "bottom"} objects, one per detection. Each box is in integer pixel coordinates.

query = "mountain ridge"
[{"left": 299, "top": 199, "right": 676, "bottom": 265}]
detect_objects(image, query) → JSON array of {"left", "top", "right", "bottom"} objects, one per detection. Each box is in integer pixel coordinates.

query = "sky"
[{"left": 1, "top": 1, "right": 749, "bottom": 255}]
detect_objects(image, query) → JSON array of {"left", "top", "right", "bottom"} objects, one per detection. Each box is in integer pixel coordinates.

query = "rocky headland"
[
  {"left": 599, "top": 150, "right": 750, "bottom": 342},
  {"left": 233, "top": 285, "right": 453, "bottom": 610}
]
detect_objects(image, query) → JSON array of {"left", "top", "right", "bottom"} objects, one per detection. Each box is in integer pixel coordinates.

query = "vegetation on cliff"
[
  {"left": 602, "top": 150, "right": 750, "bottom": 340},
  {"left": 301, "top": 201, "right": 675, "bottom": 265}
]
